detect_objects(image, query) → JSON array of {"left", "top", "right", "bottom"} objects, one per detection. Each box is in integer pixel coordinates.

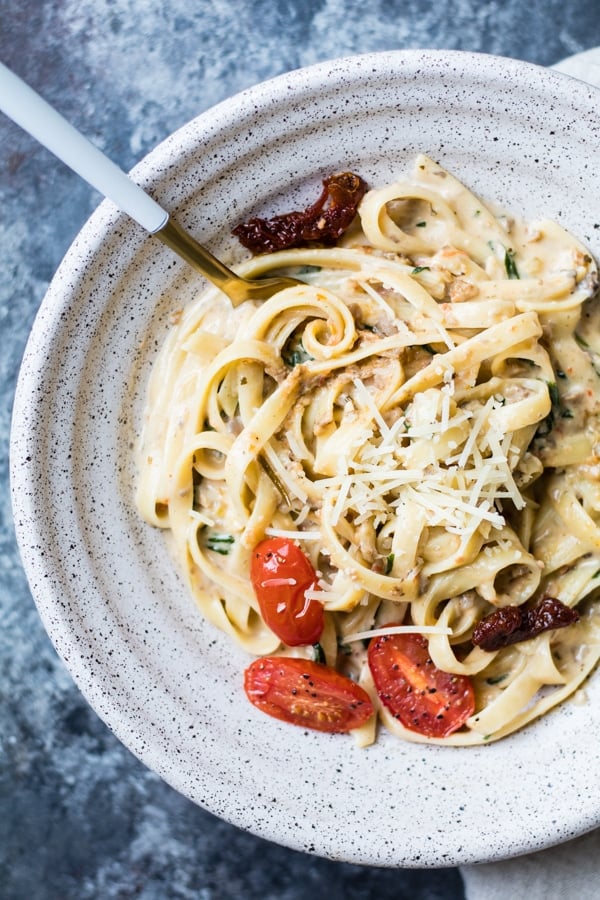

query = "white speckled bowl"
[{"left": 10, "top": 49, "right": 600, "bottom": 867}]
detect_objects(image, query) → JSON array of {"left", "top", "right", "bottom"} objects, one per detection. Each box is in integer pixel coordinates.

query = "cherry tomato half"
[
  {"left": 244, "top": 657, "right": 374, "bottom": 733},
  {"left": 368, "top": 630, "right": 475, "bottom": 738},
  {"left": 250, "top": 537, "right": 324, "bottom": 646}
]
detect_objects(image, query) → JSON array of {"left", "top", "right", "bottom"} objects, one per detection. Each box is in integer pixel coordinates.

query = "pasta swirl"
[{"left": 137, "top": 155, "right": 600, "bottom": 745}]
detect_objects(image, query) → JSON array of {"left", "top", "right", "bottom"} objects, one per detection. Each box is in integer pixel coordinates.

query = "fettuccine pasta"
[{"left": 136, "top": 155, "right": 600, "bottom": 745}]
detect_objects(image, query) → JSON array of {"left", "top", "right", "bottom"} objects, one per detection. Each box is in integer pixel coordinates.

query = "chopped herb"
[
  {"left": 539, "top": 379, "right": 573, "bottom": 436},
  {"left": 284, "top": 348, "right": 309, "bottom": 367},
  {"left": 536, "top": 381, "right": 559, "bottom": 437},
  {"left": 296, "top": 265, "right": 322, "bottom": 275},
  {"left": 385, "top": 553, "right": 395, "bottom": 575},
  {"left": 411, "top": 266, "right": 431, "bottom": 274},
  {"left": 415, "top": 221, "right": 427, "bottom": 227},
  {"left": 574, "top": 332, "right": 600, "bottom": 378},
  {"left": 504, "top": 248, "right": 520, "bottom": 279},
  {"left": 487, "top": 240, "right": 520, "bottom": 279},
  {"left": 204, "top": 532, "right": 235, "bottom": 554},
  {"left": 474, "top": 209, "right": 481, "bottom": 216},
  {"left": 594, "top": 569, "right": 600, "bottom": 579},
  {"left": 312, "top": 643, "right": 326, "bottom": 664},
  {"left": 486, "top": 673, "right": 508, "bottom": 685},
  {"left": 282, "top": 338, "right": 312, "bottom": 368}
]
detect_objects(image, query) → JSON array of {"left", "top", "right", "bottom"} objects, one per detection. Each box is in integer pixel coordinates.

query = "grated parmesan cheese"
[
  {"left": 320, "top": 373, "right": 527, "bottom": 542},
  {"left": 264, "top": 528, "right": 322, "bottom": 541},
  {"left": 343, "top": 624, "right": 453, "bottom": 643}
]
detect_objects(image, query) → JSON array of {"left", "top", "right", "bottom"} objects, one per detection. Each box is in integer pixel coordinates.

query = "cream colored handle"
[{"left": 0, "top": 61, "right": 168, "bottom": 233}]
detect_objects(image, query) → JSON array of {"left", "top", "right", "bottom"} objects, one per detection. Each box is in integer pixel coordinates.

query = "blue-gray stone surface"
[{"left": 2, "top": 2, "right": 600, "bottom": 898}]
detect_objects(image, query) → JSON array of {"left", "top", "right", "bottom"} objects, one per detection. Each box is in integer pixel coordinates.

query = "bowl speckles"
[{"left": 10, "top": 49, "right": 600, "bottom": 867}]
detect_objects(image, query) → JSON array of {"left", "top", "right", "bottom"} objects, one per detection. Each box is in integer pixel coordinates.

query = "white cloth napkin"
[
  {"left": 460, "top": 47, "right": 600, "bottom": 899},
  {"left": 552, "top": 47, "right": 600, "bottom": 88},
  {"left": 461, "top": 829, "right": 600, "bottom": 899}
]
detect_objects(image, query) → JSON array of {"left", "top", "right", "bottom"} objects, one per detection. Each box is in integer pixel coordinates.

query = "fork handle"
[{"left": 0, "top": 61, "right": 168, "bottom": 233}]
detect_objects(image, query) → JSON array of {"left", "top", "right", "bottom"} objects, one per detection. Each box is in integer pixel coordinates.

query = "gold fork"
[{"left": 154, "top": 217, "right": 299, "bottom": 304}]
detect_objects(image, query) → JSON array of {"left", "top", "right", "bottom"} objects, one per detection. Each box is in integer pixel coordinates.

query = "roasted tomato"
[
  {"left": 232, "top": 172, "right": 368, "bottom": 253},
  {"left": 250, "top": 537, "right": 324, "bottom": 646},
  {"left": 368, "top": 631, "right": 475, "bottom": 738},
  {"left": 244, "top": 657, "right": 374, "bottom": 733}
]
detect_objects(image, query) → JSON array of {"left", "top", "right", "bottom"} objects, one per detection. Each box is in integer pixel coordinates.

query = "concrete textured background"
[{"left": 2, "top": 2, "right": 600, "bottom": 898}]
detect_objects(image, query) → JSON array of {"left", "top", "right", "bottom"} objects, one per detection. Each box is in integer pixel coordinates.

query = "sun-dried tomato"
[
  {"left": 472, "top": 597, "right": 579, "bottom": 652},
  {"left": 232, "top": 172, "right": 368, "bottom": 253}
]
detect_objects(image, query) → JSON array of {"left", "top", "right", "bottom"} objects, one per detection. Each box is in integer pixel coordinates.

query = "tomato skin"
[
  {"left": 368, "top": 630, "right": 475, "bottom": 738},
  {"left": 250, "top": 537, "right": 324, "bottom": 646},
  {"left": 244, "top": 657, "right": 374, "bottom": 733}
]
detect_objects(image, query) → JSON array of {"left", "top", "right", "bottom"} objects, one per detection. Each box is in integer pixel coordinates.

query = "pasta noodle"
[{"left": 136, "top": 154, "right": 600, "bottom": 745}]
